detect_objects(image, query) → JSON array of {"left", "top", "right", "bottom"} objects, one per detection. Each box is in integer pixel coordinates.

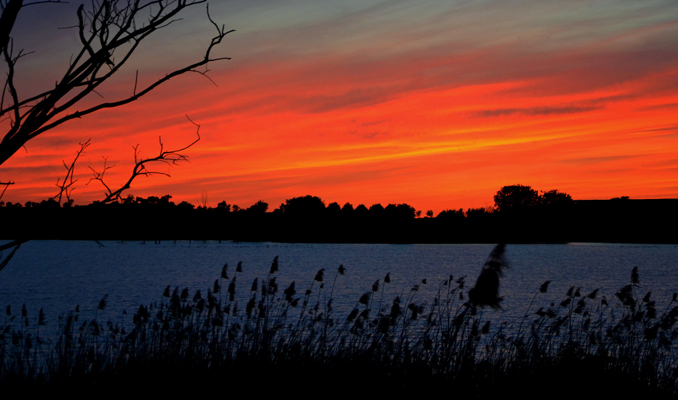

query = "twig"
[
  {"left": 0, "top": 239, "right": 27, "bottom": 273},
  {"left": 52, "top": 138, "right": 91, "bottom": 205},
  {"left": 88, "top": 115, "right": 201, "bottom": 204},
  {"left": 0, "top": 180, "right": 14, "bottom": 201}
]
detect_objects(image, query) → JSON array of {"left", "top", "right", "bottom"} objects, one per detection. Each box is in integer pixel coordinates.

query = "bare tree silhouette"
[
  {"left": 87, "top": 116, "right": 201, "bottom": 204},
  {"left": 0, "top": 0, "right": 232, "bottom": 270},
  {"left": 1, "top": 0, "right": 231, "bottom": 167}
]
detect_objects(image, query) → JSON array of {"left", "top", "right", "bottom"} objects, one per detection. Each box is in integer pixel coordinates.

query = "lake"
[{"left": 1, "top": 241, "right": 677, "bottom": 332}]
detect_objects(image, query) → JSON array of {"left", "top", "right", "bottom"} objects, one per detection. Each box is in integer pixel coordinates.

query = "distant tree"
[
  {"left": 397, "top": 204, "right": 417, "bottom": 219},
  {"left": 437, "top": 208, "right": 465, "bottom": 220},
  {"left": 147, "top": 196, "right": 161, "bottom": 205},
  {"left": 494, "top": 184, "right": 540, "bottom": 212},
  {"left": 466, "top": 207, "right": 493, "bottom": 219},
  {"left": 354, "top": 204, "right": 369, "bottom": 216},
  {"left": 341, "top": 202, "right": 354, "bottom": 214},
  {"left": 369, "top": 203, "right": 385, "bottom": 216},
  {"left": 280, "top": 195, "right": 326, "bottom": 216},
  {"left": 246, "top": 200, "right": 268, "bottom": 214},
  {"left": 39, "top": 198, "right": 59, "bottom": 208},
  {"left": 217, "top": 201, "right": 231, "bottom": 212},
  {"left": 177, "top": 201, "right": 195, "bottom": 211},
  {"left": 426, "top": 210, "right": 434, "bottom": 218},
  {"left": 540, "top": 189, "right": 574, "bottom": 207},
  {"left": 158, "top": 195, "right": 174, "bottom": 207},
  {"left": 327, "top": 202, "right": 341, "bottom": 215}
]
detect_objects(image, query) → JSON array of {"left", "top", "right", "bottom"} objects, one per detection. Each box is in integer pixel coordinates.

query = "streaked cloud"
[
  {"left": 560, "top": 155, "right": 639, "bottom": 166},
  {"left": 474, "top": 105, "right": 603, "bottom": 118}
]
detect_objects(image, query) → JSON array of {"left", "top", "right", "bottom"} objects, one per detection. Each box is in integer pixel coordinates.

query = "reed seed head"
[
  {"left": 632, "top": 267, "right": 640, "bottom": 286},
  {"left": 284, "top": 281, "right": 296, "bottom": 301},
  {"left": 468, "top": 244, "right": 508, "bottom": 309},
  {"left": 270, "top": 256, "right": 279, "bottom": 274},
  {"left": 539, "top": 281, "right": 551, "bottom": 293},
  {"left": 314, "top": 269, "right": 325, "bottom": 282}
]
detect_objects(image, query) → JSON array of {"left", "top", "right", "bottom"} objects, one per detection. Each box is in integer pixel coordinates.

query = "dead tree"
[
  {"left": 0, "top": 0, "right": 233, "bottom": 270},
  {"left": 0, "top": 0, "right": 232, "bottom": 168},
  {"left": 88, "top": 116, "right": 201, "bottom": 204}
]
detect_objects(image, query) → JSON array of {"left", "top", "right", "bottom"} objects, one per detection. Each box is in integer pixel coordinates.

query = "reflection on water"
[{"left": 1, "top": 241, "right": 677, "bottom": 332}]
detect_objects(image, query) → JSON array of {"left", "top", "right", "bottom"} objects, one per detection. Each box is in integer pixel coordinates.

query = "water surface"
[{"left": 1, "top": 241, "right": 676, "bottom": 330}]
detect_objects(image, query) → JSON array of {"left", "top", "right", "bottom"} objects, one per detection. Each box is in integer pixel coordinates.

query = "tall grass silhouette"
[{"left": 1, "top": 245, "right": 677, "bottom": 397}]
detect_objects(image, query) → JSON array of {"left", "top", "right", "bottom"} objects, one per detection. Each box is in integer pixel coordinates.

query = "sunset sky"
[{"left": 1, "top": 0, "right": 677, "bottom": 213}]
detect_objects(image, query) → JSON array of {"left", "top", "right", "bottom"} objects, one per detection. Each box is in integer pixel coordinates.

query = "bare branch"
[
  {"left": 0, "top": 0, "right": 22, "bottom": 56},
  {"left": 189, "top": 69, "right": 219, "bottom": 87},
  {"left": 3, "top": 43, "right": 22, "bottom": 129},
  {"left": 52, "top": 138, "right": 90, "bottom": 205},
  {"left": 88, "top": 115, "right": 201, "bottom": 204},
  {"left": 0, "top": 239, "right": 27, "bottom": 273},
  {"left": 0, "top": 180, "right": 14, "bottom": 201},
  {"left": 0, "top": 1, "right": 225, "bottom": 272},
  {"left": 23, "top": 0, "right": 65, "bottom": 7},
  {"left": 0, "top": 1, "right": 232, "bottom": 167},
  {"left": 87, "top": 156, "right": 114, "bottom": 194},
  {"left": 133, "top": 70, "right": 138, "bottom": 96}
]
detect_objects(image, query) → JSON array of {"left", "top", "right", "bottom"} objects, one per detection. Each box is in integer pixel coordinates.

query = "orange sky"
[{"left": 1, "top": 1, "right": 677, "bottom": 213}]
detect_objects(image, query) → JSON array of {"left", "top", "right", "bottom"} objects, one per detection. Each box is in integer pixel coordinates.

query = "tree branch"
[
  {"left": 0, "top": 1, "right": 227, "bottom": 273},
  {"left": 0, "top": 239, "right": 27, "bottom": 273},
  {"left": 88, "top": 115, "right": 201, "bottom": 204},
  {"left": 52, "top": 138, "right": 90, "bottom": 205},
  {"left": 0, "top": 1, "right": 232, "bottom": 167},
  {"left": 0, "top": 180, "right": 14, "bottom": 201}
]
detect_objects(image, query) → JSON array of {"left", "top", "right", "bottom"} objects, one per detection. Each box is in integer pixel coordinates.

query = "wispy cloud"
[
  {"left": 637, "top": 103, "right": 678, "bottom": 111},
  {"left": 560, "top": 155, "right": 638, "bottom": 166},
  {"left": 474, "top": 105, "right": 602, "bottom": 118},
  {"left": 348, "top": 130, "right": 388, "bottom": 140}
]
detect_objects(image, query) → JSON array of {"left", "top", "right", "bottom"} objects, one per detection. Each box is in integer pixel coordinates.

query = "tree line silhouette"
[{"left": 1, "top": 186, "right": 676, "bottom": 243}]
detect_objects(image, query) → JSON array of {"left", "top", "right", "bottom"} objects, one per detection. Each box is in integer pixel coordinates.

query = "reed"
[{"left": 1, "top": 245, "right": 677, "bottom": 398}]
